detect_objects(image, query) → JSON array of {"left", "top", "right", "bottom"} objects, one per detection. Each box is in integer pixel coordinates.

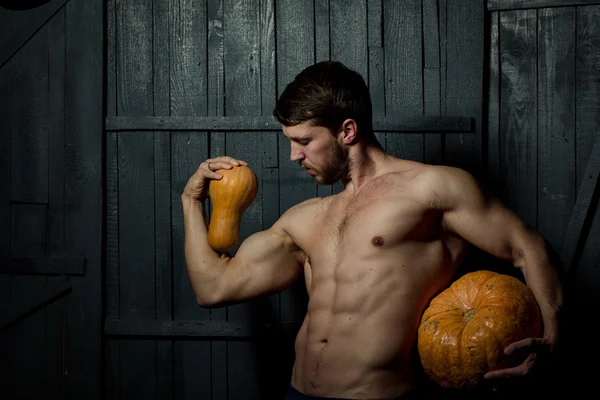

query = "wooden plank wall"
[
  {"left": 0, "top": 0, "right": 103, "bottom": 399},
  {"left": 104, "top": 1, "right": 483, "bottom": 399},
  {"left": 487, "top": 2, "right": 600, "bottom": 396}
]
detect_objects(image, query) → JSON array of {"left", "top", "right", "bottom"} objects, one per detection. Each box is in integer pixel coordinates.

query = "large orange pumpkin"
[
  {"left": 208, "top": 164, "right": 258, "bottom": 253},
  {"left": 417, "top": 270, "right": 542, "bottom": 390}
]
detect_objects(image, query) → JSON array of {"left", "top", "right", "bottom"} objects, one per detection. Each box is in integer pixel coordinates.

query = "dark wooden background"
[{"left": 0, "top": 0, "right": 598, "bottom": 399}]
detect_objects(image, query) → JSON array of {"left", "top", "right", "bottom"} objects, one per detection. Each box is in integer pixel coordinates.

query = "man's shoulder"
[
  {"left": 272, "top": 197, "right": 324, "bottom": 231},
  {"left": 386, "top": 162, "right": 480, "bottom": 208},
  {"left": 382, "top": 161, "right": 468, "bottom": 187},
  {"left": 416, "top": 164, "right": 488, "bottom": 210},
  {"left": 410, "top": 163, "right": 475, "bottom": 186}
]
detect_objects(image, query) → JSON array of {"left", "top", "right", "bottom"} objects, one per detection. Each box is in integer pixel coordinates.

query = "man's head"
[{"left": 273, "top": 61, "right": 378, "bottom": 184}]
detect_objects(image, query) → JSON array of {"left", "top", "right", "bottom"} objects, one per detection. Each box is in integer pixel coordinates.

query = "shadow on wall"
[{"left": 0, "top": 0, "right": 52, "bottom": 10}]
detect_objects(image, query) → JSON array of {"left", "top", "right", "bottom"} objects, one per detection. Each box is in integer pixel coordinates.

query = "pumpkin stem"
[{"left": 462, "top": 308, "right": 478, "bottom": 322}]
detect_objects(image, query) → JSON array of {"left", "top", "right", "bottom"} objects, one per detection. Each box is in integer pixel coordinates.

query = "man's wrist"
[{"left": 181, "top": 193, "right": 207, "bottom": 208}]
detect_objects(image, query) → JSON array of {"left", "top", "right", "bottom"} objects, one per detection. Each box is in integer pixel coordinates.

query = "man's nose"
[{"left": 290, "top": 143, "right": 304, "bottom": 162}]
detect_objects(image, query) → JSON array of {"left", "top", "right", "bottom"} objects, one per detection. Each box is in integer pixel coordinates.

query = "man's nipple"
[{"left": 371, "top": 236, "right": 384, "bottom": 246}]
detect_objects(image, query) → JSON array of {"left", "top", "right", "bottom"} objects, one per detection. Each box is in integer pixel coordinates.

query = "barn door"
[
  {"left": 102, "top": 1, "right": 481, "bottom": 399},
  {"left": 0, "top": 0, "right": 103, "bottom": 399}
]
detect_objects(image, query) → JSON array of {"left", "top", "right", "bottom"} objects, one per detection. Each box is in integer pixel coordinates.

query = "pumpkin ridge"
[
  {"left": 457, "top": 318, "right": 466, "bottom": 385},
  {"left": 473, "top": 313, "right": 505, "bottom": 372},
  {"left": 421, "top": 307, "right": 461, "bottom": 324},
  {"left": 472, "top": 274, "right": 499, "bottom": 309}
]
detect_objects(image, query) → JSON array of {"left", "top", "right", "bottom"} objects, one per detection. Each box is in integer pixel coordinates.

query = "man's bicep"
[{"left": 221, "top": 225, "right": 304, "bottom": 303}]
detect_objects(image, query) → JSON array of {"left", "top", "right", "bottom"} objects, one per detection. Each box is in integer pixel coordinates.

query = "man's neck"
[{"left": 340, "top": 142, "right": 390, "bottom": 193}]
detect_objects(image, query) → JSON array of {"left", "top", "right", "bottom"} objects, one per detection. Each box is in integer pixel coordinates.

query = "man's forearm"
[
  {"left": 181, "top": 194, "right": 228, "bottom": 304},
  {"left": 518, "top": 235, "right": 565, "bottom": 342}
]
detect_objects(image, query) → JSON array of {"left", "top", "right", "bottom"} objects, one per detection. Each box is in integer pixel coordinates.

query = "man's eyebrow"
[{"left": 283, "top": 131, "right": 312, "bottom": 140}]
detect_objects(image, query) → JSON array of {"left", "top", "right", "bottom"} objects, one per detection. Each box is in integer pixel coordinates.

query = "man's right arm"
[{"left": 182, "top": 195, "right": 305, "bottom": 307}]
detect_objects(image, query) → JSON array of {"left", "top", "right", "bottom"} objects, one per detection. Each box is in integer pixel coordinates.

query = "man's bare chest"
[{"left": 299, "top": 192, "right": 441, "bottom": 260}]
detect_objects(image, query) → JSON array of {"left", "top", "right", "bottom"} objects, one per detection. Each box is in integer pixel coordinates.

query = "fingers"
[
  {"left": 504, "top": 337, "right": 546, "bottom": 355},
  {"left": 198, "top": 157, "right": 248, "bottom": 179},
  {"left": 484, "top": 353, "right": 537, "bottom": 380},
  {"left": 206, "top": 156, "right": 248, "bottom": 169}
]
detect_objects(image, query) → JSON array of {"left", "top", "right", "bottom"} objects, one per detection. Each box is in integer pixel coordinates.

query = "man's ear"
[{"left": 340, "top": 118, "right": 358, "bottom": 144}]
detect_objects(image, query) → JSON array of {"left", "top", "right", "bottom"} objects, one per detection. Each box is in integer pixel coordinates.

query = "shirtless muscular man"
[{"left": 181, "top": 61, "right": 564, "bottom": 399}]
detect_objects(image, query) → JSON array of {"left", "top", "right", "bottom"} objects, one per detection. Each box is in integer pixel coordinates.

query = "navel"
[{"left": 371, "top": 236, "right": 385, "bottom": 246}]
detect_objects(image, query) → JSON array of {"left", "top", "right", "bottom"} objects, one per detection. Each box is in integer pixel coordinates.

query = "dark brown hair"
[{"left": 273, "top": 61, "right": 375, "bottom": 141}]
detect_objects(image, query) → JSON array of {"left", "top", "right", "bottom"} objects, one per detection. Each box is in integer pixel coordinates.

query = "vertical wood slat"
[
  {"left": 384, "top": 0, "right": 423, "bottom": 162},
  {"left": 0, "top": 1, "right": 14, "bottom": 394},
  {"left": 10, "top": 23, "right": 48, "bottom": 205},
  {"left": 47, "top": 9, "right": 66, "bottom": 400},
  {"left": 498, "top": 10, "right": 538, "bottom": 228},
  {"left": 105, "top": 132, "right": 120, "bottom": 400},
  {"left": 314, "top": 0, "right": 330, "bottom": 63},
  {"left": 439, "top": 0, "right": 447, "bottom": 121},
  {"left": 487, "top": 11, "right": 501, "bottom": 191},
  {"left": 368, "top": 0, "right": 382, "bottom": 47},
  {"left": 105, "top": 0, "right": 119, "bottom": 398},
  {"left": 153, "top": 0, "right": 173, "bottom": 398},
  {"left": 63, "top": 1, "right": 104, "bottom": 397},
  {"left": 261, "top": 0, "right": 278, "bottom": 170},
  {"left": 276, "top": 0, "right": 313, "bottom": 326},
  {"left": 0, "top": 22, "right": 12, "bottom": 397},
  {"left": 444, "top": 0, "right": 484, "bottom": 174},
  {"left": 168, "top": 1, "right": 211, "bottom": 399},
  {"left": 331, "top": 0, "right": 367, "bottom": 80},
  {"left": 576, "top": 6, "right": 600, "bottom": 190},
  {"left": 537, "top": 7, "right": 576, "bottom": 254},
  {"left": 115, "top": 0, "right": 156, "bottom": 399},
  {"left": 423, "top": 0, "right": 442, "bottom": 165}
]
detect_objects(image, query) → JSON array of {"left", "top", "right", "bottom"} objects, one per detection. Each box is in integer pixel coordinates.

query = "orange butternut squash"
[{"left": 208, "top": 164, "right": 258, "bottom": 253}]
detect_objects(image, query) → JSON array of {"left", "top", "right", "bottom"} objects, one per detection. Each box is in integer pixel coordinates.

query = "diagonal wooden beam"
[
  {"left": 0, "top": 275, "right": 71, "bottom": 330},
  {"left": 561, "top": 127, "right": 600, "bottom": 281},
  {"left": 0, "top": 0, "right": 71, "bottom": 69}
]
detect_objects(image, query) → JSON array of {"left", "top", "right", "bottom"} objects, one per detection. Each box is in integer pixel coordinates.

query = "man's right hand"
[{"left": 182, "top": 156, "right": 249, "bottom": 202}]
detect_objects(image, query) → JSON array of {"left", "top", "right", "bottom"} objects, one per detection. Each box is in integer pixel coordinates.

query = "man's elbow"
[
  {"left": 189, "top": 275, "right": 227, "bottom": 308},
  {"left": 195, "top": 290, "right": 225, "bottom": 308}
]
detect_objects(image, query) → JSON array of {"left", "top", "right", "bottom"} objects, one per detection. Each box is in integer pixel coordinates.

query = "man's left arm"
[{"left": 432, "top": 166, "right": 565, "bottom": 353}]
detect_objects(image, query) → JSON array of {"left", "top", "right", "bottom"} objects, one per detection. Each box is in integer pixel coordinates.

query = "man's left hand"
[{"left": 483, "top": 337, "right": 556, "bottom": 391}]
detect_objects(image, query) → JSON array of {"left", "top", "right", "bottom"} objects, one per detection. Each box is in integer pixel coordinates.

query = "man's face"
[{"left": 282, "top": 121, "right": 349, "bottom": 185}]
